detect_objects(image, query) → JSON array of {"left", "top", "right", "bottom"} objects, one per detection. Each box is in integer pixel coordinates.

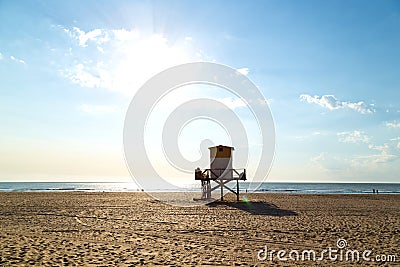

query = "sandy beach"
[{"left": 0, "top": 192, "right": 399, "bottom": 266}]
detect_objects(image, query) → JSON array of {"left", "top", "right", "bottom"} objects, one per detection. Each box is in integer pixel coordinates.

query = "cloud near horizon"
[
  {"left": 299, "top": 94, "right": 375, "bottom": 114},
  {"left": 311, "top": 128, "right": 399, "bottom": 173}
]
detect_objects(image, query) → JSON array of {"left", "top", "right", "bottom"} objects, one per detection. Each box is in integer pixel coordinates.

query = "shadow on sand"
[{"left": 207, "top": 201, "right": 298, "bottom": 216}]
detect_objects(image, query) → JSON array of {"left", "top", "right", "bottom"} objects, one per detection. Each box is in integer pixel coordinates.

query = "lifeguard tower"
[{"left": 195, "top": 145, "right": 246, "bottom": 201}]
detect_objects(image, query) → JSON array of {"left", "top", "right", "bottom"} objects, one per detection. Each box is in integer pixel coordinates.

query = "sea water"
[{"left": 0, "top": 182, "right": 399, "bottom": 194}]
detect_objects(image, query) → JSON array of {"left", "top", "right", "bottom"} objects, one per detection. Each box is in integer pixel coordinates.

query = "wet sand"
[{"left": 0, "top": 192, "right": 399, "bottom": 266}]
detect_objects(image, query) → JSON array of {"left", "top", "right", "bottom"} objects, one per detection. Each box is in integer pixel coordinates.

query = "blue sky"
[{"left": 0, "top": 0, "right": 399, "bottom": 183}]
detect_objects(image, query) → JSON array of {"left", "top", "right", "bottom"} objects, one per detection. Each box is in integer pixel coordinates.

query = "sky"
[{"left": 0, "top": 0, "right": 399, "bottom": 183}]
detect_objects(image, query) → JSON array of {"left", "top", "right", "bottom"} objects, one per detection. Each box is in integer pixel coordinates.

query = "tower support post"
[
  {"left": 236, "top": 179, "right": 239, "bottom": 201},
  {"left": 220, "top": 180, "right": 224, "bottom": 201}
]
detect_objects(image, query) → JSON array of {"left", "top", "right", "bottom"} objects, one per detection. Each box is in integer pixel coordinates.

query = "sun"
[{"left": 108, "top": 32, "right": 196, "bottom": 96}]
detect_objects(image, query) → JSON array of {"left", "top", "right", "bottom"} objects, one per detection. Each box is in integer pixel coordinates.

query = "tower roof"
[{"left": 208, "top": 145, "right": 234, "bottom": 150}]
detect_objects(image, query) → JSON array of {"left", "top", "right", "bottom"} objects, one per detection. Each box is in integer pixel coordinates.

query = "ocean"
[{"left": 0, "top": 182, "right": 399, "bottom": 194}]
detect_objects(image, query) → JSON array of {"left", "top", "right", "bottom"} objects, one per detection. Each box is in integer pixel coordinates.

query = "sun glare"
[{"left": 109, "top": 33, "right": 195, "bottom": 96}]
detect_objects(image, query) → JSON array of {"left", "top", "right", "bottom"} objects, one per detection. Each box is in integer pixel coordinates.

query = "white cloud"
[
  {"left": 0, "top": 52, "right": 3, "bottom": 60},
  {"left": 97, "top": 46, "right": 104, "bottom": 53},
  {"left": 335, "top": 131, "right": 398, "bottom": 164},
  {"left": 311, "top": 152, "right": 326, "bottom": 163},
  {"left": 337, "top": 130, "right": 370, "bottom": 143},
  {"left": 69, "top": 27, "right": 109, "bottom": 47},
  {"left": 313, "top": 146, "right": 398, "bottom": 172},
  {"left": 311, "top": 131, "right": 399, "bottom": 170},
  {"left": 390, "top": 138, "right": 400, "bottom": 150},
  {"left": 299, "top": 94, "right": 374, "bottom": 114},
  {"left": 363, "top": 144, "right": 397, "bottom": 163},
  {"left": 236, "top": 67, "right": 249, "bottom": 75},
  {"left": 63, "top": 63, "right": 104, "bottom": 88},
  {"left": 112, "top": 29, "right": 139, "bottom": 41},
  {"left": 61, "top": 27, "right": 199, "bottom": 96},
  {"left": 386, "top": 122, "right": 400, "bottom": 129},
  {"left": 10, "top": 55, "right": 26, "bottom": 65},
  {"left": 78, "top": 104, "right": 119, "bottom": 115},
  {"left": 310, "top": 152, "right": 348, "bottom": 171}
]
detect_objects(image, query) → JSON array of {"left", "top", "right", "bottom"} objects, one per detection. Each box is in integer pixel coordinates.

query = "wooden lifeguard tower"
[{"left": 195, "top": 145, "right": 246, "bottom": 201}]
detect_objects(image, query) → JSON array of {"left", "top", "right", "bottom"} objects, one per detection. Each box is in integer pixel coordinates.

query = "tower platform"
[{"left": 195, "top": 168, "right": 246, "bottom": 201}]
